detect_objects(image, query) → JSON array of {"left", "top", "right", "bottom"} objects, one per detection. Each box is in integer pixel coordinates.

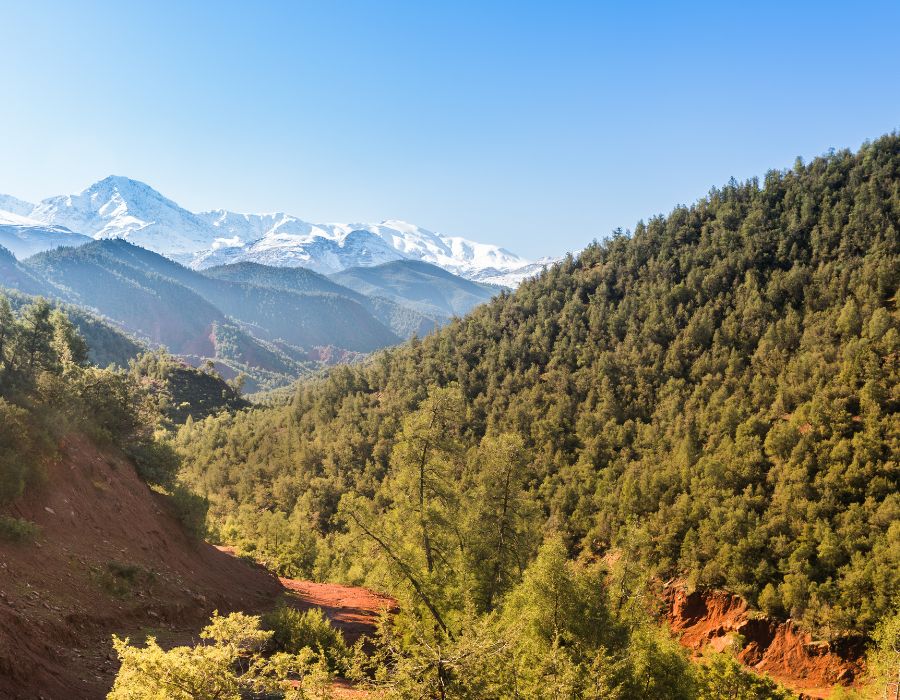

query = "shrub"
[
  {"left": 109, "top": 611, "right": 334, "bottom": 700},
  {"left": 0, "top": 515, "right": 41, "bottom": 543},
  {"left": 264, "top": 605, "right": 347, "bottom": 671},
  {"left": 0, "top": 398, "right": 52, "bottom": 503},
  {"left": 93, "top": 561, "right": 155, "bottom": 597},
  {"left": 125, "top": 437, "right": 180, "bottom": 490},
  {"left": 694, "top": 653, "right": 797, "bottom": 699},
  {"left": 167, "top": 485, "right": 209, "bottom": 540}
]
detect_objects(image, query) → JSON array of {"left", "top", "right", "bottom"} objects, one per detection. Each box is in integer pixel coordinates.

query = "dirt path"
[
  {"left": 49, "top": 551, "right": 391, "bottom": 699},
  {"left": 279, "top": 577, "right": 397, "bottom": 644}
]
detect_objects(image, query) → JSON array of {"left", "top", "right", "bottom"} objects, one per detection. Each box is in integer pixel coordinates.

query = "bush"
[
  {"left": 264, "top": 605, "right": 347, "bottom": 671},
  {"left": 0, "top": 515, "right": 41, "bottom": 543},
  {"left": 0, "top": 398, "right": 52, "bottom": 503},
  {"left": 125, "top": 437, "right": 180, "bottom": 490},
  {"left": 167, "top": 485, "right": 209, "bottom": 540},
  {"left": 109, "top": 611, "right": 334, "bottom": 700},
  {"left": 92, "top": 561, "right": 155, "bottom": 597},
  {"left": 694, "top": 653, "right": 797, "bottom": 699}
]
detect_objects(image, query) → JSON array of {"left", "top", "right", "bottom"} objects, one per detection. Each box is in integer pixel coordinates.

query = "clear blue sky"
[{"left": 1, "top": 1, "right": 898, "bottom": 259}]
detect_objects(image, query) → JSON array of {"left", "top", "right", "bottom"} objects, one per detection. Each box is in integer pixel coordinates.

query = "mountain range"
[
  {"left": 0, "top": 176, "right": 553, "bottom": 286},
  {"left": 0, "top": 239, "right": 499, "bottom": 391}
]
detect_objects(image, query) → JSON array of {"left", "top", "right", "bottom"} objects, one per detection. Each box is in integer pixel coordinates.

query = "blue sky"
[{"left": 1, "top": 1, "right": 898, "bottom": 259}]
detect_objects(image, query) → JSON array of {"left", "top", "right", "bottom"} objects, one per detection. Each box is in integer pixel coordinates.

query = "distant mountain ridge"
[
  {"left": 331, "top": 259, "right": 501, "bottom": 319},
  {"left": 1, "top": 176, "right": 555, "bottom": 286},
  {"left": 1, "top": 239, "right": 499, "bottom": 391}
]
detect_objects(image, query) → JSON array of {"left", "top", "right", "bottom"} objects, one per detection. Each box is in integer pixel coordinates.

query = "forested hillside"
[
  {"left": 177, "top": 134, "right": 899, "bottom": 647},
  {"left": 2, "top": 286, "right": 145, "bottom": 368}
]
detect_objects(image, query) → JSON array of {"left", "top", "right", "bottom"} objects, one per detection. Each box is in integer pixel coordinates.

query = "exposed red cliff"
[{"left": 665, "top": 585, "right": 865, "bottom": 698}]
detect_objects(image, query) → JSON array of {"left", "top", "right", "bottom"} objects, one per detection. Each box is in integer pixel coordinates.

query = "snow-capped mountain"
[
  {"left": 0, "top": 176, "right": 554, "bottom": 285},
  {"left": 194, "top": 212, "right": 538, "bottom": 281},
  {"left": 0, "top": 222, "right": 91, "bottom": 260},
  {"left": 0, "top": 194, "right": 36, "bottom": 219},
  {"left": 29, "top": 176, "right": 220, "bottom": 262}
]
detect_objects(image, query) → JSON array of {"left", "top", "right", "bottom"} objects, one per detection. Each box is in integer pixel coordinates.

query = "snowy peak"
[
  {"left": 0, "top": 193, "right": 91, "bottom": 258},
  {"left": 30, "top": 175, "right": 219, "bottom": 259}
]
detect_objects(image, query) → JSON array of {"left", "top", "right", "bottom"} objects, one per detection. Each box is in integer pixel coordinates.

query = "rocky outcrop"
[{"left": 665, "top": 585, "right": 865, "bottom": 697}]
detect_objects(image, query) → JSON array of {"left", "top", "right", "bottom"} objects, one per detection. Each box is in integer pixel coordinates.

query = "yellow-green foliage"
[
  {"left": 835, "top": 600, "right": 900, "bottom": 699},
  {"left": 694, "top": 654, "right": 796, "bottom": 699},
  {"left": 108, "top": 611, "right": 334, "bottom": 700},
  {"left": 264, "top": 606, "right": 348, "bottom": 671}
]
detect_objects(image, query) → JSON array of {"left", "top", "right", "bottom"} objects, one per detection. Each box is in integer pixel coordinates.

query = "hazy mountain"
[
  {"left": 25, "top": 241, "right": 228, "bottom": 357},
  {"left": 24, "top": 239, "right": 399, "bottom": 356},
  {"left": 330, "top": 259, "right": 500, "bottom": 319},
  {"left": 0, "top": 245, "right": 48, "bottom": 295},
  {"left": 0, "top": 222, "right": 91, "bottom": 259}
]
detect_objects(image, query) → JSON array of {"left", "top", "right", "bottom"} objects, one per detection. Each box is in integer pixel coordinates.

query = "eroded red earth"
[{"left": 665, "top": 585, "right": 864, "bottom": 699}]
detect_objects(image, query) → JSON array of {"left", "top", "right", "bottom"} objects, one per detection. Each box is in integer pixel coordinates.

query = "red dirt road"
[{"left": 279, "top": 577, "right": 396, "bottom": 644}]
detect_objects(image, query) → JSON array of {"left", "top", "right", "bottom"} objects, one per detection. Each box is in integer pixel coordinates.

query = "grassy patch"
[{"left": 92, "top": 561, "right": 155, "bottom": 597}]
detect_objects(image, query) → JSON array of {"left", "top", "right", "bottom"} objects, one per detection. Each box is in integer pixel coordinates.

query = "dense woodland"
[{"left": 176, "top": 135, "right": 899, "bottom": 652}]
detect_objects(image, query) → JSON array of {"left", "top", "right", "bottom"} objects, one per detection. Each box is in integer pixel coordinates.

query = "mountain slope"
[
  {"left": 203, "top": 260, "right": 362, "bottom": 297},
  {"left": 0, "top": 435, "right": 284, "bottom": 700},
  {"left": 73, "top": 240, "right": 400, "bottom": 352},
  {"left": 330, "top": 259, "right": 500, "bottom": 318},
  {"left": 22, "top": 240, "right": 399, "bottom": 380},
  {"left": 1, "top": 286, "right": 146, "bottom": 368},
  {"left": 177, "top": 134, "right": 900, "bottom": 642},
  {"left": 204, "top": 260, "right": 444, "bottom": 338},
  {"left": 0, "top": 245, "right": 48, "bottom": 295},
  {"left": 25, "top": 241, "right": 227, "bottom": 356},
  {"left": 0, "top": 222, "right": 91, "bottom": 259}
]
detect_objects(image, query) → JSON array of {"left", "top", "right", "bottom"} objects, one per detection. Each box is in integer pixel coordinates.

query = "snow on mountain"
[
  {"left": 194, "top": 213, "right": 540, "bottom": 282},
  {"left": 2, "top": 176, "right": 552, "bottom": 285},
  {"left": 29, "top": 176, "right": 220, "bottom": 262},
  {"left": 467, "top": 258, "right": 558, "bottom": 287},
  {"left": 0, "top": 194, "right": 36, "bottom": 219}
]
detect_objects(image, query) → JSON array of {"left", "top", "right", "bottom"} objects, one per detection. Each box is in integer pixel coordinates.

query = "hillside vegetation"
[{"left": 177, "top": 134, "right": 899, "bottom": 647}]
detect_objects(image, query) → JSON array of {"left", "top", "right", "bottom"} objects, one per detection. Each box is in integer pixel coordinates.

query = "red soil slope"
[
  {"left": 0, "top": 436, "right": 285, "bottom": 699},
  {"left": 665, "top": 585, "right": 865, "bottom": 698}
]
